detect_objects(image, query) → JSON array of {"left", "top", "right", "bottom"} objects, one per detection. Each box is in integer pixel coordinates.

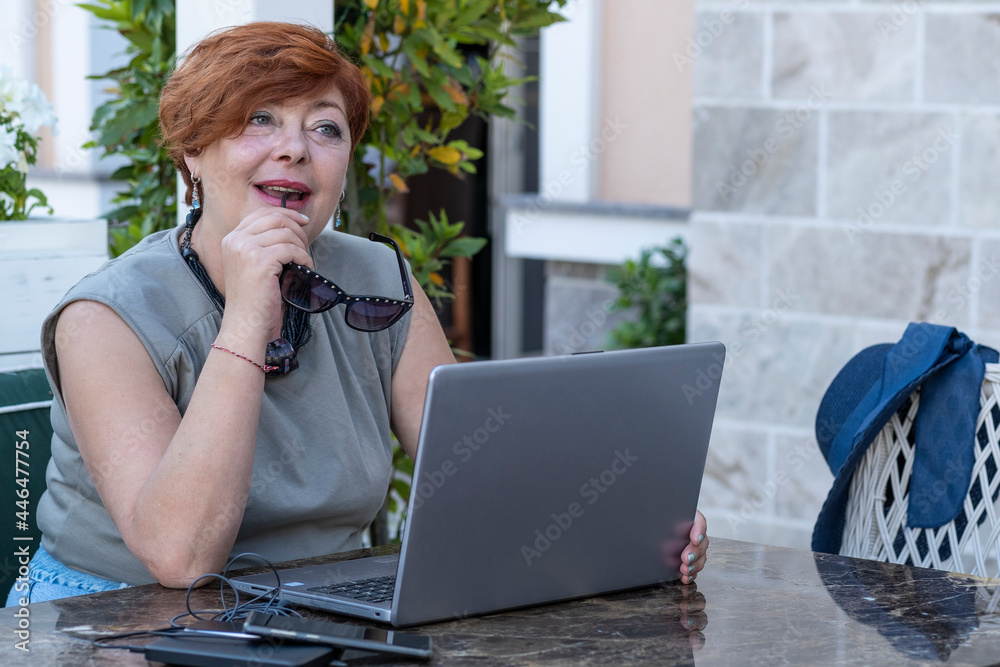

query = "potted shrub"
[{"left": 0, "top": 66, "right": 108, "bottom": 365}]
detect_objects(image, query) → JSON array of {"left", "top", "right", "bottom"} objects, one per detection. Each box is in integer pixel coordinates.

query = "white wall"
[
  {"left": 538, "top": 0, "right": 601, "bottom": 203},
  {"left": 176, "top": 0, "right": 333, "bottom": 56}
]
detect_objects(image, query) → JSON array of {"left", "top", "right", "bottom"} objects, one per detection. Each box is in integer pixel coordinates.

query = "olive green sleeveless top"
[{"left": 36, "top": 226, "right": 410, "bottom": 584}]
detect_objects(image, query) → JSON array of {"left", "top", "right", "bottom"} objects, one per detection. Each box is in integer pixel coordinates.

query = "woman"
[{"left": 9, "top": 22, "right": 707, "bottom": 605}]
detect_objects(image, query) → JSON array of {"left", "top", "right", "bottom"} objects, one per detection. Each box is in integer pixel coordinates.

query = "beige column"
[{"left": 600, "top": 1, "right": 694, "bottom": 207}]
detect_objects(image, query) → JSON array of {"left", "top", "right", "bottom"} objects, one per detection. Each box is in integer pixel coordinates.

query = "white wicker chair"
[{"left": 841, "top": 362, "right": 1000, "bottom": 595}]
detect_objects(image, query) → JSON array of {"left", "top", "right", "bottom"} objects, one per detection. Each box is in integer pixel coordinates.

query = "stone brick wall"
[
  {"left": 544, "top": 261, "right": 625, "bottom": 356},
  {"left": 688, "top": 0, "right": 1000, "bottom": 550}
]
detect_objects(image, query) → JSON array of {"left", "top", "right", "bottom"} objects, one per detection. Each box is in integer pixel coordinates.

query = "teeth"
[{"left": 261, "top": 185, "right": 305, "bottom": 194}]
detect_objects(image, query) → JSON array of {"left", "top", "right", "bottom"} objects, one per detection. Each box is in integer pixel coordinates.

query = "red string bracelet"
[{"left": 210, "top": 344, "right": 279, "bottom": 373}]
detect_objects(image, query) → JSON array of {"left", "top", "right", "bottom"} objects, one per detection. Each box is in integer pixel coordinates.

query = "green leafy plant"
[
  {"left": 606, "top": 238, "right": 688, "bottom": 350},
  {"left": 334, "top": 0, "right": 565, "bottom": 297},
  {"left": 0, "top": 66, "right": 57, "bottom": 220},
  {"left": 78, "top": 0, "right": 176, "bottom": 256},
  {"left": 393, "top": 209, "right": 486, "bottom": 301}
]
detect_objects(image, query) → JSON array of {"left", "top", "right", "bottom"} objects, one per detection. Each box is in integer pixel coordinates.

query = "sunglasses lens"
[
  {"left": 281, "top": 264, "right": 411, "bottom": 330},
  {"left": 346, "top": 301, "right": 407, "bottom": 331},
  {"left": 280, "top": 266, "right": 338, "bottom": 312}
]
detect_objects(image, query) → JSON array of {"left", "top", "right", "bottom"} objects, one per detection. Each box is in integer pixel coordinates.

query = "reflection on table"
[{"left": 3, "top": 537, "right": 1000, "bottom": 665}]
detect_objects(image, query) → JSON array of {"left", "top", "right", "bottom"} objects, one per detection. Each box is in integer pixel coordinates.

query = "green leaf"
[
  {"left": 105, "top": 204, "right": 141, "bottom": 221},
  {"left": 454, "top": 24, "right": 507, "bottom": 46},
  {"left": 109, "top": 164, "right": 137, "bottom": 181},
  {"left": 410, "top": 125, "right": 438, "bottom": 144},
  {"left": 363, "top": 54, "right": 396, "bottom": 79},
  {"left": 401, "top": 38, "right": 431, "bottom": 77},
  {"left": 452, "top": 0, "right": 495, "bottom": 29},
  {"left": 76, "top": 2, "right": 128, "bottom": 22},
  {"left": 439, "top": 107, "right": 468, "bottom": 134},
  {"left": 510, "top": 7, "right": 567, "bottom": 33},
  {"left": 392, "top": 479, "right": 411, "bottom": 499},
  {"left": 132, "top": 0, "right": 152, "bottom": 22},
  {"left": 438, "top": 236, "right": 487, "bottom": 258},
  {"left": 412, "top": 26, "right": 463, "bottom": 69}
]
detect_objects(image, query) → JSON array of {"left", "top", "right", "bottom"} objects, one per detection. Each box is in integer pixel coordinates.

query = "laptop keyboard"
[{"left": 307, "top": 575, "right": 396, "bottom": 603}]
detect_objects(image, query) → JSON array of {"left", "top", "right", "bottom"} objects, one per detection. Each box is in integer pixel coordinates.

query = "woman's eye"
[
  {"left": 317, "top": 123, "right": 343, "bottom": 139},
  {"left": 249, "top": 112, "right": 272, "bottom": 125}
]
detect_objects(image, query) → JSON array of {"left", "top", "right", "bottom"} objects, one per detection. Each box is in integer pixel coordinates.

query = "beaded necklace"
[{"left": 180, "top": 207, "right": 311, "bottom": 376}]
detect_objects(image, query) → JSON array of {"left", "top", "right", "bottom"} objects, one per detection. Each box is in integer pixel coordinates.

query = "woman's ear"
[{"left": 183, "top": 154, "right": 200, "bottom": 180}]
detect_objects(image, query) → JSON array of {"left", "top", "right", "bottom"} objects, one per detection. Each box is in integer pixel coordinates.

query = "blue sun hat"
[{"left": 812, "top": 322, "right": 998, "bottom": 555}]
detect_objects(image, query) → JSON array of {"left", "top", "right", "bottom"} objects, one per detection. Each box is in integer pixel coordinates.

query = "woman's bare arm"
[
  {"left": 389, "top": 281, "right": 456, "bottom": 459},
  {"left": 60, "top": 205, "right": 314, "bottom": 585},
  {"left": 56, "top": 299, "right": 272, "bottom": 588}
]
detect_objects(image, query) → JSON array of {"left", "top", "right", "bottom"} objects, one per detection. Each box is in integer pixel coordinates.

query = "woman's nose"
[{"left": 272, "top": 127, "right": 309, "bottom": 163}]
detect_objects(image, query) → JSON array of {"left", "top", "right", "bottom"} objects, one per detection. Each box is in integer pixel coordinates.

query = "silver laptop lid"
[{"left": 391, "top": 343, "right": 724, "bottom": 626}]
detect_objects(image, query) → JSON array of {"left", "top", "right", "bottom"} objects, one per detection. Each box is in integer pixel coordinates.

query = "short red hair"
[{"left": 159, "top": 21, "right": 371, "bottom": 205}]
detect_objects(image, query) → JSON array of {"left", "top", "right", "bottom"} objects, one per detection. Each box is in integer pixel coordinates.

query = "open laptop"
[{"left": 231, "top": 342, "right": 725, "bottom": 627}]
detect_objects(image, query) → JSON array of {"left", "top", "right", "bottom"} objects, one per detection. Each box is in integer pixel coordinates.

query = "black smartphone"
[
  {"left": 242, "top": 611, "right": 433, "bottom": 659},
  {"left": 144, "top": 635, "right": 340, "bottom": 667}
]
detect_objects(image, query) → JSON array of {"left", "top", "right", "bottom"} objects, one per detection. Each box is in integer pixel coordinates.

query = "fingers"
[
  {"left": 227, "top": 226, "right": 312, "bottom": 269},
  {"left": 232, "top": 206, "right": 310, "bottom": 253},
  {"left": 680, "top": 509, "right": 709, "bottom": 584},
  {"left": 690, "top": 509, "right": 707, "bottom": 545},
  {"left": 214, "top": 208, "right": 315, "bottom": 335},
  {"left": 223, "top": 208, "right": 313, "bottom": 272},
  {"left": 235, "top": 205, "right": 311, "bottom": 235}
]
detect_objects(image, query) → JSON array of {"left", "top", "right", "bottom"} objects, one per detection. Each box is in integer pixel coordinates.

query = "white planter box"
[{"left": 0, "top": 218, "right": 109, "bottom": 360}]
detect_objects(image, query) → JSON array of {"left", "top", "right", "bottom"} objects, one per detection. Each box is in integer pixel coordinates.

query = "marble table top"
[{"left": 3, "top": 537, "right": 1000, "bottom": 665}]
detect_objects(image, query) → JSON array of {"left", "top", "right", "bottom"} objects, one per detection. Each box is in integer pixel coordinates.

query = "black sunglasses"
[{"left": 280, "top": 232, "right": 414, "bottom": 332}]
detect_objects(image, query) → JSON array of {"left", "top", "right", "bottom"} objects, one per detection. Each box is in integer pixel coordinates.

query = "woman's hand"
[
  {"left": 679, "top": 509, "right": 708, "bottom": 584},
  {"left": 217, "top": 206, "right": 312, "bottom": 338}
]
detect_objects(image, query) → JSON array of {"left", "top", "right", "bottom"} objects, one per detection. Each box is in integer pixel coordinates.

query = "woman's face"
[{"left": 187, "top": 83, "right": 352, "bottom": 242}]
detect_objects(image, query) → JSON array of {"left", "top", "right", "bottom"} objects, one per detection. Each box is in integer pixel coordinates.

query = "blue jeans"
[{"left": 4, "top": 544, "right": 130, "bottom": 606}]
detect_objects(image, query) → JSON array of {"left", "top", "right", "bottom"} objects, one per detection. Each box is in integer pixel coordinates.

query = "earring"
[
  {"left": 335, "top": 190, "right": 345, "bottom": 229},
  {"left": 191, "top": 176, "right": 201, "bottom": 210}
]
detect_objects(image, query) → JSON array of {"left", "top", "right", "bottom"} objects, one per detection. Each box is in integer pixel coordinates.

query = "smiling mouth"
[{"left": 257, "top": 185, "right": 307, "bottom": 201}]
